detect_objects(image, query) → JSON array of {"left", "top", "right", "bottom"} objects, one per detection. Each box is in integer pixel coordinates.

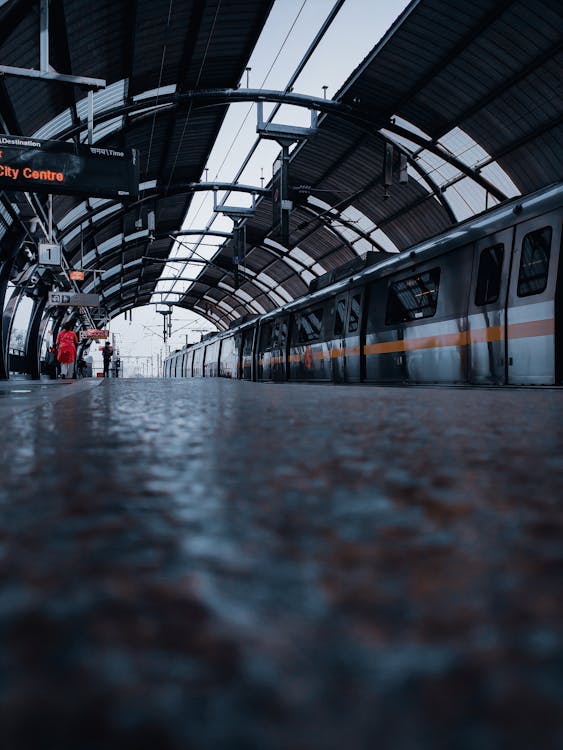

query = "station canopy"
[{"left": 0, "top": 0, "right": 561, "bottom": 331}]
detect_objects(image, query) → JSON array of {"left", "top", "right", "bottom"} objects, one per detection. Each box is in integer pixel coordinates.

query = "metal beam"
[
  {"left": 0, "top": 64, "right": 106, "bottom": 90},
  {"left": 55, "top": 89, "right": 359, "bottom": 143}
]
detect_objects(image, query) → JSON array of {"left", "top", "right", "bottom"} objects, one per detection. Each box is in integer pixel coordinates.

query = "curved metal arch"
[
  {"left": 57, "top": 88, "right": 358, "bottom": 143},
  {"left": 49, "top": 100, "right": 465, "bottom": 287},
  {"left": 77, "top": 241, "right": 238, "bottom": 291},
  {"left": 151, "top": 234, "right": 321, "bottom": 317},
  {"left": 58, "top": 182, "right": 263, "bottom": 245},
  {"left": 99, "top": 277, "right": 258, "bottom": 321},
  {"left": 139, "top": 237, "right": 314, "bottom": 313},
  {"left": 155, "top": 271, "right": 270, "bottom": 319},
  {"left": 16, "top": 89, "right": 506, "bottom": 326},
  {"left": 164, "top": 278, "right": 272, "bottom": 318},
  {"left": 169, "top": 230, "right": 320, "bottom": 288},
  {"left": 159, "top": 241, "right": 294, "bottom": 311},
  {"left": 56, "top": 146, "right": 454, "bottom": 295},
  {"left": 47, "top": 87, "right": 506, "bottom": 210},
  {"left": 179, "top": 272, "right": 277, "bottom": 317}
]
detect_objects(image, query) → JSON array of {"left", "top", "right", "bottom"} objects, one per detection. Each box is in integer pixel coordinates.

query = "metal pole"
[
  {"left": 87, "top": 90, "right": 94, "bottom": 145},
  {"left": 40, "top": 0, "right": 49, "bottom": 73}
]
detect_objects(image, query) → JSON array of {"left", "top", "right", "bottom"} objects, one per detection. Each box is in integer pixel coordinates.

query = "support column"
[
  {"left": 1, "top": 284, "right": 25, "bottom": 380},
  {"left": 0, "top": 253, "right": 17, "bottom": 380},
  {"left": 25, "top": 296, "right": 48, "bottom": 380}
]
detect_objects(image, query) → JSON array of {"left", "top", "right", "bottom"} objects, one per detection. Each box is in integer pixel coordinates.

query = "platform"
[{"left": 0, "top": 378, "right": 562, "bottom": 748}]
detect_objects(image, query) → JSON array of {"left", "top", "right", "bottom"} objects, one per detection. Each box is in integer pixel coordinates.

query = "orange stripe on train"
[
  {"left": 262, "top": 320, "right": 554, "bottom": 365},
  {"left": 363, "top": 319, "right": 554, "bottom": 356}
]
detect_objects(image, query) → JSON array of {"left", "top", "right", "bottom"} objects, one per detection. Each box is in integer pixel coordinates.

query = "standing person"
[
  {"left": 102, "top": 340, "right": 113, "bottom": 377},
  {"left": 56, "top": 322, "right": 78, "bottom": 379},
  {"left": 45, "top": 344, "right": 58, "bottom": 379},
  {"left": 77, "top": 355, "right": 88, "bottom": 378}
]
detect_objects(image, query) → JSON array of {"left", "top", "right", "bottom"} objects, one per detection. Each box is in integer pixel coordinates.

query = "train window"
[
  {"left": 517, "top": 226, "right": 552, "bottom": 297},
  {"left": 334, "top": 298, "right": 346, "bottom": 336},
  {"left": 385, "top": 268, "right": 440, "bottom": 324},
  {"left": 298, "top": 307, "right": 324, "bottom": 343},
  {"left": 475, "top": 243, "right": 504, "bottom": 305},
  {"left": 242, "top": 329, "right": 254, "bottom": 356},
  {"left": 348, "top": 293, "right": 361, "bottom": 333},
  {"left": 259, "top": 322, "right": 274, "bottom": 351},
  {"left": 276, "top": 319, "right": 288, "bottom": 347}
]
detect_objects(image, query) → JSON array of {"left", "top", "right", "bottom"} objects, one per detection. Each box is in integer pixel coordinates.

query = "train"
[{"left": 164, "top": 182, "right": 562, "bottom": 386}]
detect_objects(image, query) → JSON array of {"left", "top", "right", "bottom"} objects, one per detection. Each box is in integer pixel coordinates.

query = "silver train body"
[{"left": 165, "top": 183, "right": 563, "bottom": 386}]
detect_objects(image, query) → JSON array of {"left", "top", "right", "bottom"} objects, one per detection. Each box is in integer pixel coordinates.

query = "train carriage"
[{"left": 165, "top": 183, "right": 563, "bottom": 387}]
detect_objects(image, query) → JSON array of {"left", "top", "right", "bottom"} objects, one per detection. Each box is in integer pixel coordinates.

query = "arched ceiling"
[{"left": 0, "top": 0, "right": 561, "bottom": 331}]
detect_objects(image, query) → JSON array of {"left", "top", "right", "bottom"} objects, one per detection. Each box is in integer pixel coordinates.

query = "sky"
[{"left": 46, "top": 0, "right": 413, "bottom": 376}]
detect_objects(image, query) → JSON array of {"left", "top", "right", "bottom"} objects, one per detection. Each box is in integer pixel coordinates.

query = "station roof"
[{"left": 0, "top": 0, "right": 561, "bottom": 329}]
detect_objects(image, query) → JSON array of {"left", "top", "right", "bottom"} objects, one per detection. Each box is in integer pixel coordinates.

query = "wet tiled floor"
[{"left": 0, "top": 378, "right": 562, "bottom": 749}]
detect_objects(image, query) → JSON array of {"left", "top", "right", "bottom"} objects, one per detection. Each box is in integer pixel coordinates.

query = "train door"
[
  {"left": 240, "top": 327, "right": 255, "bottom": 380},
  {"left": 468, "top": 230, "right": 512, "bottom": 384},
  {"left": 289, "top": 304, "right": 329, "bottom": 382},
  {"left": 193, "top": 346, "right": 203, "bottom": 377},
  {"left": 330, "top": 294, "right": 347, "bottom": 382},
  {"left": 343, "top": 288, "right": 364, "bottom": 382},
  {"left": 272, "top": 315, "right": 289, "bottom": 382},
  {"left": 256, "top": 321, "right": 274, "bottom": 381},
  {"left": 506, "top": 213, "right": 560, "bottom": 384}
]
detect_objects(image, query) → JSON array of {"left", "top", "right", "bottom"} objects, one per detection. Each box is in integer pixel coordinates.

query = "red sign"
[
  {"left": 81, "top": 328, "right": 109, "bottom": 340},
  {"left": 70, "top": 270, "right": 85, "bottom": 280}
]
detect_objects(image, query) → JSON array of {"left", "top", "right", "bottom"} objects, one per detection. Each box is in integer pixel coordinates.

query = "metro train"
[{"left": 164, "top": 182, "right": 562, "bottom": 386}]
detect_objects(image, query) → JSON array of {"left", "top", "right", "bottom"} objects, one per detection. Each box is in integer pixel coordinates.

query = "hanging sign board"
[
  {"left": 0, "top": 136, "right": 139, "bottom": 199},
  {"left": 80, "top": 329, "right": 109, "bottom": 340},
  {"left": 69, "top": 270, "right": 85, "bottom": 280},
  {"left": 38, "top": 242, "right": 62, "bottom": 267},
  {"left": 48, "top": 292, "right": 100, "bottom": 307}
]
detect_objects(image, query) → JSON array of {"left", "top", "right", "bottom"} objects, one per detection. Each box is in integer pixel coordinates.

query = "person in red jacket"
[{"left": 56, "top": 322, "right": 78, "bottom": 379}]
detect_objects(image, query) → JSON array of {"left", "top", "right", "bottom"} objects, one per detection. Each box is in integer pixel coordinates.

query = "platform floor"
[{"left": 0, "top": 378, "right": 562, "bottom": 749}]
